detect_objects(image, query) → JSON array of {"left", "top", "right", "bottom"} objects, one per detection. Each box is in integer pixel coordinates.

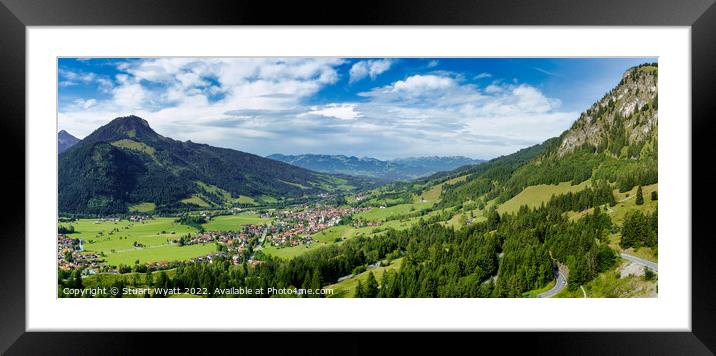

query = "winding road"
[
  {"left": 538, "top": 264, "right": 567, "bottom": 298},
  {"left": 536, "top": 252, "right": 657, "bottom": 298},
  {"left": 620, "top": 253, "right": 658, "bottom": 272}
]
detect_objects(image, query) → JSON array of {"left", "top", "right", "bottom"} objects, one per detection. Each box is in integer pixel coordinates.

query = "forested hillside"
[
  {"left": 438, "top": 63, "right": 658, "bottom": 209},
  {"left": 58, "top": 116, "right": 370, "bottom": 215}
]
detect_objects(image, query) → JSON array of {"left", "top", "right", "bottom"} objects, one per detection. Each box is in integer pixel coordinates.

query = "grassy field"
[
  {"left": 104, "top": 243, "right": 217, "bottom": 266},
  {"left": 325, "top": 258, "right": 404, "bottom": 297},
  {"left": 355, "top": 202, "right": 433, "bottom": 222},
  {"left": 180, "top": 194, "right": 211, "bottom": 207},
  {"left": 111, "top": 139, "right": 156, "bottom": 157},
  {"left": 259, "top": 195, "right": 278, "bottom": 203},
  {"left": 128, "top": 202, "right": 156, "bottom": 213},
  {"left": 317, "top": 175, "right": 355, "bottom": 191},
  {"left": 262, "top": 225, "right": 362, "bottom": 260},
  {"left": 312, "top": 225, "right": 355, "bottom": 243},
  {"left": 196, "top": 181, "right": 232, "bottom": 201},
  {"left": 564, "top": 183, "right": 658, "bottom": 262},
  {"left": 609, "top": 183, "right": 658, "bottom": 226},
  {"left": 202, "top": 213, "right": 271, "bottom": 231},
  {"left": 416, "top": 174, "right": 468, "bottom": 203},
  {"left": 261, "top": 215, "right": 427, "bottom": 260},
  {"left": 565, "top": 183, "right": 658, "bottom": 224},
  {"left": 443, "top": 198, "right": 496, "bottom": 229},
  {"left": 235, "top": 195, "right": 257, "bottom": 205},
  {"left": 66, "top": 217, "right": 195, "bottom": 242},
  {"left": 498, "top": 180, "right": 591, "bottom": 215},
  {"left": 261, "top": 242, "right": 329, "bottom": 260},
  {"left": 63, "top": 218, "right": 222, "bottom": 266}
]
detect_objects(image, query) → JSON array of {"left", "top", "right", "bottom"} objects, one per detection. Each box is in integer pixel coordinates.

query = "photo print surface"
[{"left": 57, "top": 57, "right": 658, "bottom": 298}]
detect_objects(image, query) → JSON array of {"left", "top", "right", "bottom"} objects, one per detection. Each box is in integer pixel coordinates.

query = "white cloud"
[
  {"left": 58, "top": 69, "right": 114, "bottom": 92},
  {"left": 59, "top": 58, "right": 579, "bottom": 159},
  {"left": 348, "top": 59, "right": 393, "bottom": 83},
  {"left": 302, "top": 103, "right": 362, "bottom": 120},
  {"left": 427, "top": 60, "right": 439, "bottom": 68},
  {"left": 474, "top": 72, "right": 492, "bottom": 80},
  {"left": 484, "top": 83, "right": 503, "bottom": 94},
  {"left": 75, "top": 98, "right": 97, "bottom": 110},
  {"left": 391, "top": 74, "right": 455, "bottom": 92}
]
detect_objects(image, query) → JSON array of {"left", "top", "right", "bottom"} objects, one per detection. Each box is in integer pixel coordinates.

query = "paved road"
[
  {"left": 254, "top": 222, "right": 271, "bottom": 252},
  {"left": 538, "top": 265, "right": 567, "bottom": 298},
  {"left": 620, "top": 253, "right": 658, "bottom": 273}
]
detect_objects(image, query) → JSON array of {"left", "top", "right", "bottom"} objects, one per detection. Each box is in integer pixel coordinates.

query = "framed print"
[{"left": 2, "top": 0, "right": 715, "bottom": 354}]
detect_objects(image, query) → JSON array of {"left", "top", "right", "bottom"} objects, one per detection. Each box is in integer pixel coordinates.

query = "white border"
[{"left": 27, "top": 27, "right": 690, "bottom": 331}]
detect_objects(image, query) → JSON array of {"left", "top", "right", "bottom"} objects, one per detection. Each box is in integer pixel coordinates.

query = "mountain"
[
  {"left": 557, "top": 63, "right": 658, "bottom": 158},
  {"left": 266, "top": 153, "right": 484, "bottom": 180},
  {"left": 436, "top": 63, "right": 658, "bottom": 208},
  {"left": 58, "top": 130, "right": 80, "bottom": 154},
  {"left": 59, "top": 116, "right": 370, "bottom": 215}
]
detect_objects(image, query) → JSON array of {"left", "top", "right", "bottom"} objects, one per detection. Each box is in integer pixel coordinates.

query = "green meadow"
[
  {"left": 202, "top": 213, "right": 271, "bottom": 231},
  {"left": 417, "top": 175, "right": 468, "bottom": 203},
  {"left": 354, "top": 202, "right": 433, "bottom": 222},
  {"left": 498, "top": 180, "right": 592, "bottom": 215},
  {"left": 325, "top": 258, "right": 404, "bottom": 297},
  {"left": 261, "top": 242, "right": 328, "bottom": 260},
  {"left": 261, "top": 215, "right": 426, "bottom": 260},
  {"left": 103, "top": 243, "right": 216, "bottom": 266},
  {"left": 63, "top": 217, "right": 218, "bottom": 266},
  {"left": 128, "top": 202, "right": 156, "bottom": 213}
]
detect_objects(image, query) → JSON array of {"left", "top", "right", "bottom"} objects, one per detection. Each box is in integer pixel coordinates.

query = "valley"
[{"left": 58, "top": 62, "right": 659, "bottom": 299}]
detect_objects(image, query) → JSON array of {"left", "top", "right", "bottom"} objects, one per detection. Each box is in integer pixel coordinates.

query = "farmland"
[
  {"left": 202, "top": 213, "right": 271, "bottom": 231},
  {"left": 61, "top": 213, "right": 272, "bottom": 267},
  {"left": 62, "top": 217, "right": 214, "bottom": 266}
]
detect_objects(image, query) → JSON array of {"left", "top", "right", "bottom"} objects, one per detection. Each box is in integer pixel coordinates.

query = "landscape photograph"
[{"left": 57, "top": 57, "right": 658, "bottom": 298}]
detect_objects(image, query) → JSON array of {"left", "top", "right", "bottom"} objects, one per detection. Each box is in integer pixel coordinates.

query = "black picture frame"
[{"left": 1, "top": 0, "right": 714, "bottom": 354}]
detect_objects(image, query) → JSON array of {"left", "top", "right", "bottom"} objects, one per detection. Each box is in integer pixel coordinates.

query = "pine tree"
[
  {"left": 72, "top": 269, "right": 83, "bottom": 289},
  {"left": 364, "top": 272, "right": 379, "bottom": 298},
  {"left": 487, "top": 208, "right": 501, "bottom": 230},
  {"left": 379, "top": 272, "right": 391, "bottom": 298},
  {"left": 309, "top": 269, "right": 322, "bottom": 298},
  {"left": 301, "top": 271, "right": 312, "bottom": 297},
  {"left": 354, "top": 280, "right": 365, "bottom": 298},
  {"left": 145, "top": 270, "right": 153, "bottom": 286},
  {"left": 157, "top": 270, "right": 169, "bottom": 289},
  {"left": 635, "top": 185, "right": 644, "bottom": 205}
]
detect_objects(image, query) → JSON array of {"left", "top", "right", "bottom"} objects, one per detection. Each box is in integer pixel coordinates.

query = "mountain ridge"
[
  {"left": 267, "top": 153, "right": 484, "bottom": 181},
  {"left": 58, "top": 130, "right": 80, "bottom": 154},
  {"left": 436, "top": 63, "right": 658, "bottom": 208},
  {"left": 59, "top": 116, "right": 371, "bottom": 215}
]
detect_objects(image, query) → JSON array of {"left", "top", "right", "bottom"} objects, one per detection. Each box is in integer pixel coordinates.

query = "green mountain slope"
[
  {"left": 59, "top": 116, "right": 370, "bottom": 215},
  {"left": 437, "top": 63, "right": 658, "bottom": 209}
]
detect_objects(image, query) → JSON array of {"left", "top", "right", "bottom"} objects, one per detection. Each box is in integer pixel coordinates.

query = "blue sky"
[{"left": 58, "top": 57, "right": 655, "bottom": 160}]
